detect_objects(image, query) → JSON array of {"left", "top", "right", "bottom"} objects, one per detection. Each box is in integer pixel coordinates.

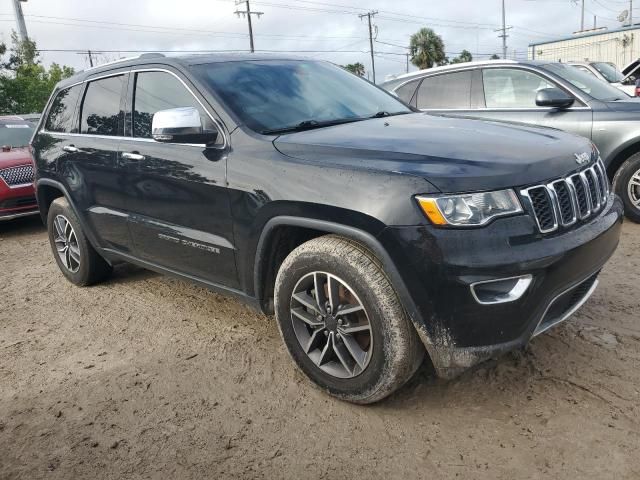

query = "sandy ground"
[{"left": 0, "top": 216, "right": 638, "bottom": 480}]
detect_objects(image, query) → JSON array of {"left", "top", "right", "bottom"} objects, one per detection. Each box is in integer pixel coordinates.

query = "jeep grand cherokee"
[{"left": 31, "top": 54, "right": 623, "bottom": 403}]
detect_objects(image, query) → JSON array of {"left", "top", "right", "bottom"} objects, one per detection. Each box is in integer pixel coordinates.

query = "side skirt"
[{"left": 101, "top": 248, "right": 262, "bottom": 311}]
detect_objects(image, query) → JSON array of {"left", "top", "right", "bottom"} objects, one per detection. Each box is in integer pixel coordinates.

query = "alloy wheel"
[
  {"left": 289, "top": 271, "right": 373, "bottom": 379},
  {"left": 628, "top": 168, "right": 640, "bottom": 208},
  {"left": 53, "top": 214, "right": 81, "bottom": 273}
]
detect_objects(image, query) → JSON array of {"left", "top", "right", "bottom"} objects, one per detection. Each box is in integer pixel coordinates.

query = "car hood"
[
  {"left": 0, "top": 146, "right": 33, "bottom": 170},
  {"left": 273, "top": 113, "right": 593, "bottom": 193}
]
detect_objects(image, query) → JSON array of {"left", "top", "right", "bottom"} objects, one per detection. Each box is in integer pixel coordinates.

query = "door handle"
[
  {"left": 121, "top": 152, "right": 145, "bottom": 161},
  {"left": 63, "top": 145, "right": 79, "bottom": 153}
]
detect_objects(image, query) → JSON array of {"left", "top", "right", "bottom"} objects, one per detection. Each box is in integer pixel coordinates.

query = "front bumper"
[
  {"left": 0, "top": 180, "right": 38, "bottom": 221},
  {"left": 380, "top": 193, "right": 624, "bottom": 378}
]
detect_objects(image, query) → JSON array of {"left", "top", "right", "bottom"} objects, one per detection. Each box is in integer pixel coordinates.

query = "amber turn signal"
[{"left": 416, "top": 197, "right": 447, "bottom": 225}]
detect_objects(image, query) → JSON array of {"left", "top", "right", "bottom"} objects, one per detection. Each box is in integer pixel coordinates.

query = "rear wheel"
[
  {"left": 47, "top": 197, "right": 112, "bottom": 286},
  {"left": 274, "top": 235, "right": 423, "bottom": 404},
  {"left": 613, "top": 153, "right": 640, "bottom": 223}
]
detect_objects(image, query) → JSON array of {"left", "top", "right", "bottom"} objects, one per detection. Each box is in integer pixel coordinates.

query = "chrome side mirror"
[{"left": 152, "top": 107, "right": 217, "bottom": 145}]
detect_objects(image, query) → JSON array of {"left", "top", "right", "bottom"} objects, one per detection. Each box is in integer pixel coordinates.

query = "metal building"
[{"left": 528, "top": 25, "right": 640, "bottom": 70}]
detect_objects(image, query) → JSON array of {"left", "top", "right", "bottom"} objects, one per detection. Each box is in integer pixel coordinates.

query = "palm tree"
[
  {"left": 409, "top": 28, "right": 446, "bottom": 70},
  {"left": 342, "top": 62, "right": 365, "bottom": 76}
]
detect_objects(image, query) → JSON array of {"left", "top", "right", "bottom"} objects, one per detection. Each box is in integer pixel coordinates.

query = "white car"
[{"left": 568, "top": 60, "right": 640, "bottom": 97}]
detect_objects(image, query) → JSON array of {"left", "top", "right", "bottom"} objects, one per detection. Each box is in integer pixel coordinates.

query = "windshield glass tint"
[
  {"left": 0, "top": 124, "right": 34, "bottom": 147},
  {"left": 592, "top": 62, "right": 624, "bottom": 83},
  {"left": 192, "top": 60, "right": 411, "bottom": 133},
  {"left": 542, "top": 63, "right": 628, "bottom": 101}
]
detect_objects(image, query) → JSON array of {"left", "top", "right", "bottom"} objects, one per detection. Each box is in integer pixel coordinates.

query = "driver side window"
[{"left": 482, "top": 68, "right": 556, "bottom": 108}]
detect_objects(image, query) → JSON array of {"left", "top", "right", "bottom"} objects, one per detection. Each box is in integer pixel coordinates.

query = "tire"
[
  {"left": 47, "top": 197, "right": 112, "bottom": 286},
  {"left": 274, "top": 235, "right": 424, "bottom": 404},
  {"left": 613, "top": 152, "right": 640, "bottom": 223}
]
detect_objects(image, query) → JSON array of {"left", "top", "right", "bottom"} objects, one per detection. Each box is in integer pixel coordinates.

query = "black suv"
[{"left": 32, "top": 54, "right": 623, "bottom": 403}]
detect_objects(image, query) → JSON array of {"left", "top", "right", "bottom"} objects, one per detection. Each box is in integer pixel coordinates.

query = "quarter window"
[
  {"left": 45, "top": 85, "right": 83, "bottom": 133},
  {"left": 482, "top": 69, "right": 555, "bottom": 108},
  {"left": 416, "top": 71, "right": 472, "bottom": 109},
  {"left": 394, "top": 79, "right": 419, "bottom": 105},
  {"left": 132, "top": 71, "right": 218, "bottom": 142},
  {"left": 80, "top": 75, "right": 125, "bottom": 136}
]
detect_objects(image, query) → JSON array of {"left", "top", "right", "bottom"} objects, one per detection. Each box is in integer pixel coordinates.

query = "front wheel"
[
  {"left": 613, "top": 153, "right": 640, "bottom": 223},
  {"left": 274, "top": 235, "right": 424, "bottom": 404}
]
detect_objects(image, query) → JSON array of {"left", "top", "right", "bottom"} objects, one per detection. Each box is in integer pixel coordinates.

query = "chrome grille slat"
[
  {"left": 520, "top": 161, "right": 610, "bottom": 234},
  {"left": 0, "top": 164, "right": 35, "bottom": 188}
]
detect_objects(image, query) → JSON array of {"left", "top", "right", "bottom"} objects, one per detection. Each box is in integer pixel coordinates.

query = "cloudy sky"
[{"left": 0, "top": 0, "right": 634, "bottom": 81}]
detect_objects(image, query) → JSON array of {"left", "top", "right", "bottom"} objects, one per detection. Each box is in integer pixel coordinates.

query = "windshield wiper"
[
  {"left": 369, "top": 110, "right": 411, "bottom": 118},
  {"left": 261, "top": 117, "right": 364, "bottom": 135}
]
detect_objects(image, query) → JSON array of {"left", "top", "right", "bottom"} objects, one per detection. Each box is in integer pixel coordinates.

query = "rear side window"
[
  {"left": 80, "top": 75, "right": 125, "bottom": 136},
  {"left": 394, "top": 79, "right": 419, "bottom": 105},
  {"left": 132, "top": 71, "right": 218, "bottom": 142},
  {"left": 416, "top": 71, "right": 472, "bottom": 109},
  {"left": 45, "top": 85, "right": 83, "bottom": 133}
]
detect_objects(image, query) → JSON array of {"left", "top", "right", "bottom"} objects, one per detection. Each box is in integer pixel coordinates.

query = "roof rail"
[{"left": 82, "top": 52, "right": 166, "bottom": 73}]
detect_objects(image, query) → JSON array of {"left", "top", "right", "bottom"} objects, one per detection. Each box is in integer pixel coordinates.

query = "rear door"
[
  {"left": 68, "top": 72, "right": 133, "bottom": 252},
  {"left": 414, "top": 69, "right": 477, "bottom": 116},
  {"left": 117, "top": 68, "right": 238, "bottom": 288}
]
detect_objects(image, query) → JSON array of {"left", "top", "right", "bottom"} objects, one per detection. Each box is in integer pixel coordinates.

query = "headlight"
[{"left": 416, "top": 189, "right": 523, "bottom": 226}]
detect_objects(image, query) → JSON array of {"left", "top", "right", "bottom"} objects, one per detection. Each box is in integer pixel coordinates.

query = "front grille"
[
  {"left": 521, "top": 160, "right": 609, "bottom": 234},
  {"left": 0, "top": 164, "right": 35, "bottom": 187}
]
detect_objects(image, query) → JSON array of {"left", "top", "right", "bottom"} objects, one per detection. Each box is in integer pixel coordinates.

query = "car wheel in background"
[
  {"left": 274, "top": 235, "right": 424, "bottom": 404},
  {"left": 46, "top": 197, "right": 112, "bottom": 286},
  {"left": 613, "top": 152, "right": 640, "bottom": 223}
]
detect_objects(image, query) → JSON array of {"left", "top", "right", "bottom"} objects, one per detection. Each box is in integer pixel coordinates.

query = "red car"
[{"left": 0, "top": 116, "right": 39, "bottom": 221}]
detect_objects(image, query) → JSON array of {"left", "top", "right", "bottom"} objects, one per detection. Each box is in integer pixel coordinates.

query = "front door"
[
  {"left": 466, "top": 67, "right": 593, "bottom": 140},
  {"left": 118, "top": 69, "right": 238, "bottom": 289}
]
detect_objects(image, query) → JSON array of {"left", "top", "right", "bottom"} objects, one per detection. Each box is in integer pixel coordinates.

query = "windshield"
[
  {"left": 192, "top": 60, "right": 411, "bottom": 134},
  {"left": 591, "top": 62, "right": 624, "bottom": 83},
  {"left": 0, "top": 123, "right": 35, "bottom": 148},
  {"left": 541, "top": 63, "right": 629, "bottom": 101}
]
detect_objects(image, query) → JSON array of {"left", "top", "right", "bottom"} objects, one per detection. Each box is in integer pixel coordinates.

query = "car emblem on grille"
[{"left": 574, "top": 152, "right": 590, "bottom": 165}]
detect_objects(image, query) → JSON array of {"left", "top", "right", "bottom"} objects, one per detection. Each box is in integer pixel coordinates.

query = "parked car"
[
  {"left": 32, "top": 54, "right": 622, "bottom": 403},
  {"left": 0, "top": 116, "right": 38, "bottom": 221},
  {"left": 566, "top": 60, "right": 639, "bottom": 97},
  {"left": 382, "top": 59, "right": 640, "bottom": 222}
]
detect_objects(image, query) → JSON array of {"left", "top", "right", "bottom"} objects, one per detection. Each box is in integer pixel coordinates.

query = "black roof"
[{"left": 57, "top": 52, "right": 308, "bottom": 89}]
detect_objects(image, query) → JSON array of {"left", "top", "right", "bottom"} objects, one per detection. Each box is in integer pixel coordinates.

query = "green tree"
[
  {"left": 342, "top": 62, "right": 365, "bottom": 76},
  {"left": 409, "top": 28, "right": 446, "bottom": 70},
  {"left": 0, "top": 32, "right": 75, "bottom": 115},
  {"left": 450, "top": 49, "right": 473, "bottom": 64}
]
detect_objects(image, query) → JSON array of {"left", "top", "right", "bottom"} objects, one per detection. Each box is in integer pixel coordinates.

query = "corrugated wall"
[{"left": 528, "top": 28, "right": 640, "bottom": 69}]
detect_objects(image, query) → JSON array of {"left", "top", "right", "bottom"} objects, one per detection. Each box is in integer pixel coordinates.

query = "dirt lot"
[{"left": 0, "top": 217, "right": 639, "bottom": 479}]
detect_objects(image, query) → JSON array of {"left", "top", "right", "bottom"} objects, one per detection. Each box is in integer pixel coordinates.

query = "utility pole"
[
  {"left": 234, "top": 0, "right": 263, "bottom": 53},
  {"left": 630, "top": 0, "right": 633, "bottom": 26},
  {"left": 581, "top": 0, "right": 585, "bottom": 31},
  {"left": 359, "top": 10, "right": 378, "bottom": 83},
  {"left": 12, "top": 0, "right": 29, "bottom": 42},
  {"left": 495, "top": 0, "right": 512, "bottom": 59},
  {"left": 406, "top": 52, "right": 410, "bottom": 73}
]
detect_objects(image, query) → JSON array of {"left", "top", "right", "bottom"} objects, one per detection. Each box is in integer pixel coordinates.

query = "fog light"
[{"left": 470, "top": 275, "right": 533, "bottom": 305}]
